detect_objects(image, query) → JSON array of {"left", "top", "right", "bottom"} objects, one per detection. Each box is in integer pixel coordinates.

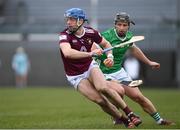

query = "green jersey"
[{"left": 99, "top": 28, "right": 133, "bottom": 74}]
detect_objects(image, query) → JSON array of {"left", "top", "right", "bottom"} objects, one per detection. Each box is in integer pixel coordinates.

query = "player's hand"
[
  {"left": 104, "top": 58, "right": 114, "bottom": 67},
  {"left": 149, "top": 61, "right": 160, "bottom": 69},
  {"left": 90, "top": 48, "right": 103, "bottom": 57},
  {"left": 103, "top": 54, "right": 114, "bottom": 67}
]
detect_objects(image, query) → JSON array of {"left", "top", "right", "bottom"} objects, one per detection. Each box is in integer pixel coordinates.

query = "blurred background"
[{"left": 0, "top": 0, "right": 179, "bottom": 88}]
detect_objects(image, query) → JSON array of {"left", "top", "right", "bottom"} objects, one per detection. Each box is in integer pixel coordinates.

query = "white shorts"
[
  {"left": 104, "top": 68, "right": 132, "bottom": 82},
  {"left": 66, "top": 60, "right": 99, "bottom": 89}
]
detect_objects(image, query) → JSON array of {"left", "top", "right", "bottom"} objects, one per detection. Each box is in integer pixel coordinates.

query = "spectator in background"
[
  {"left": 12, "top": 46, "right": 30, "bottom": 88},
  {"left": 124, "top": 55, "right": 140, "bottom": 80}
]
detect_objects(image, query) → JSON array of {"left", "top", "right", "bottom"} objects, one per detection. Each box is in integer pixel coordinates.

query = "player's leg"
[
  {"left": 15, "top": 75, "right": 19, "bottom": 87},
  {"left": 89, "top": 67, "right": 122, "bottom": 104},
  {"left": 111, "top": 68, "right": 156, "bottom": 114},
  {"left": 16, "top": 75, "right": 23, "bottom": 88},
  {"left": 89, "top": 67, "right": 142, "bottom": 126},
  {"left": 22, "top": 74, "right": 27, "bottom": 87},
  {"left": 124, "top": 86, "right": 175, "bottom": 125},
  {"left": 77, "top": 79, "right": 134, "bottom": 128},
  {"left": 116, "top": 68, "right": 174, "bottom": 125},
  {"left": 124, "top": 87, "right": 156, "bottom": 113},
  {"left": 106, "top": 80, "right": 125, "bottom": 97},
  {"left": 106, "top": 80, "right": 142, "bottom": 126},
  {"left": 89, "top": 67, "right": 130, "bottom": 110}
]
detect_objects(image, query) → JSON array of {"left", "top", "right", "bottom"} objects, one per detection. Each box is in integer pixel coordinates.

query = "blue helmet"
[{"left": 64, "top": 8, "right": 88, "bottom": 21}]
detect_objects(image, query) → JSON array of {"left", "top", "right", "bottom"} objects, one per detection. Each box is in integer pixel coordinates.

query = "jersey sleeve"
[
  {"left": 92, "top": 29, "right": 103, "bottom": 44},
  {"left": 101, "top": 30, "right": 111, "bottom": 42},
  {"left": 58, "top": 32, "right": 70, "bottom": 45}
]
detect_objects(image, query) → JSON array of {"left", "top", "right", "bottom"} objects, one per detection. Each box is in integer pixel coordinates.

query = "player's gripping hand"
[
  {"left": 103, "top": 54, "right": 114, "bottom": 68},
  {"left": 90, "top": 48, "right": 103, "bottom": 57}
]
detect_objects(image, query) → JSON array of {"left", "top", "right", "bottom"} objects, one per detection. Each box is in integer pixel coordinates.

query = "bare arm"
[
  {"left": 60, "top": 42, "right": 102, "bottom": 59},
  {"left": 91, "top": 38, "right": 113, "bottom": 57},
  {"left": 99, "top": 37, "right": 113, "bottom": 56},
  {"left": 130, "top": 44, "right": 160, "bottom": 69},
  {"left": 99, "top": 37, "right": 114, "bottom": 67}
]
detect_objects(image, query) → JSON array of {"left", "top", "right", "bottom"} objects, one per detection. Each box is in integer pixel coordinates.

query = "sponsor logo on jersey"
[
  {"left": 59, "top": 35, "right": 67, "bottom": 40},
  {"left": 72, "top": 39, "right": 78, "bottom": 43}
]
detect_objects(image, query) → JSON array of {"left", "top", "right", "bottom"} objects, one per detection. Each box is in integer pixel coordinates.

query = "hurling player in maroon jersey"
[{"left": 59, "top": 8, "right": 142, "bottom": 128}]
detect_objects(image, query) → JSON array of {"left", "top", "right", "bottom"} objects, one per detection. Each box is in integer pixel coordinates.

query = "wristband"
[{"left": 107, "top": 53, "right": 114, "bottom": 59}]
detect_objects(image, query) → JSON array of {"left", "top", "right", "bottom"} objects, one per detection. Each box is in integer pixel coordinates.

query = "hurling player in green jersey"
[{"left": 93, "top": 12, "right": 175, "bottom": 126}]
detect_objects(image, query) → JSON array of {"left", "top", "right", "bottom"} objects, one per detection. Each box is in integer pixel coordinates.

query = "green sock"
[{"left": 151, "top": 112, "right": 162, "bottom": 124}]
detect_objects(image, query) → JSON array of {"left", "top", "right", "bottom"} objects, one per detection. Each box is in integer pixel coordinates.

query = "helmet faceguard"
[{"left": 114, "top": 12, "right": 135, "bottom": 25}]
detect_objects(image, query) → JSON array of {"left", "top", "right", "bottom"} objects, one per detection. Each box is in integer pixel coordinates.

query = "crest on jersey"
[
  {"left": 59, "top": 35, "right": 67, "bottom": 40},
  {"left": 86, "top": 38, "right": 93, "bottom": 45}
]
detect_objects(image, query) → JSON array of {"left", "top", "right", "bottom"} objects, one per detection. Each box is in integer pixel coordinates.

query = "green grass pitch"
[{"left": 0, "top": 87, "right": 180, "bottom": 129}]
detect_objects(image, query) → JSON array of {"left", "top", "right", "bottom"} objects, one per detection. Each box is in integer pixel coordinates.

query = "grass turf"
[{"left": 0, "top": 87, "right": 179, "bottom": 129}]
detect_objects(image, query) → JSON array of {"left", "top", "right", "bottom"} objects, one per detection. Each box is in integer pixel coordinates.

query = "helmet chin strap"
[{"left": 69, "top": 18, "right": 84, "bottom": 34}]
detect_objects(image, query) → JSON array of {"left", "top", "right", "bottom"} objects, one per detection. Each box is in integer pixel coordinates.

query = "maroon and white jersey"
[{"left": 59, "top": 26, "right": 103, "bottom": 76}]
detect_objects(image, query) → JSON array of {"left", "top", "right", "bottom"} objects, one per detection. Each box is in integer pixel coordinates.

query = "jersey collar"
[
  {"left": 114, "top": 28, "right": 127, "bottom": 42},
  {"left": 75, "top": 27, "right": 85, "bottom": 38}
]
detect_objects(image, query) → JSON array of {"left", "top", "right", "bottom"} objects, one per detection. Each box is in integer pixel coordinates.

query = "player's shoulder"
[
  {"left": 126, "top": 31, "right": 134, "bottom": 36},
  {"left": 59, "top": 28, "right": 69, "bottom": 35},
  {"left": 84, "top": 26, "right": 99, "bottom": 34},
  {"left": 101, "top": 28, "right": 114, "bottom": 39},
  {"left": 58, "top": 28, "right": 71, "bottom": 41},
  {"left": 102, "top": 28, "right": 114, "bottom": 35},
  {"left": 126, "top": 31, "right": 134, "bottom": 39}
]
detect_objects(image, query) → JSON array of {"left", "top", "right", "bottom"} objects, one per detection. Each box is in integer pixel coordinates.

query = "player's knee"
[
  {"left": 97, "top": 87, "right": 109, "bottom": 94},
  {"left": 117, "top": 87, "right": 125, "bottom": 97},
  {"left": 93, "top": 97, "right": 106, "bottom": 106}
]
